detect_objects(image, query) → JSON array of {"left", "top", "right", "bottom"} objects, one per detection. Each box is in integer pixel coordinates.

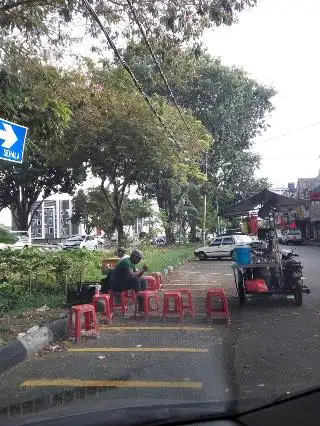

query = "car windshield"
[
  {"left": 67, "top": 235, "right": 85, "bottom": 241},
  {"left": 0, "top": 1, "right": 318, "bottom": 424}
]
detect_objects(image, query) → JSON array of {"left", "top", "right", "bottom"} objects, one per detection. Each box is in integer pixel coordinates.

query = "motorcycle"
[{"left": 281, "top": 249, "right": 310, "bottom": 306}]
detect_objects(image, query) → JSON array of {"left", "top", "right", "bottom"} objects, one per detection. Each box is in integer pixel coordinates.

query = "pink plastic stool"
[
  {"left": 92, "top": 294, "right": 113, "bottom": 324},
  {"left": 163, "top": 291, "right": 184, "bottom": 321},
  {"left": 206, "top": 288, "right": 230, "bottom": 323},
  {"left": 124, "top": 289, "right": 137, "bottom": 304},
  {"left": 144, "top": 276, "right": 158, "bottom": 291},
  {"left": 149, "top": 272, "right": 163, "bottom": 290},
  {"left": 68, "top": 304, "right": 100, "bottom": 343},
  {"left": 135, "top": 290, "right": 160, "bottom": 319},
  {"left": 179, "top": 288, "right": 195, "bottom": 317},
  {"left": 109, "top": 291, "right": 128, "bottom": 314}
]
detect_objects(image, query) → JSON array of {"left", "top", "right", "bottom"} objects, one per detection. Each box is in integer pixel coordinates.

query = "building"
[
  {"left": 295, "top": 171, "right": 320, "bottom": 240},
  {"left": 12, "top": 197, "right": 83, "bottom": 241}
]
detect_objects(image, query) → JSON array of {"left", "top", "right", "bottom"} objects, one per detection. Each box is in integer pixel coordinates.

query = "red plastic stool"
[
  {"left": 149, "top": 272, "right": 163, "bottom": 290},
  {"left": 163, "top": 291, "right": 184, "bottom": 321},
  {"left": 135, "top": 290, "right": 160, "bottom": 319},
  {"left": 68, "top": 304, "right": 100, "bottom": 343},
  {"left": 144, "top": 276, "right": 158, "bottom": 291},
  {"left": 206, "top": 289, "right": 230, "bottom": 323},
  {"left": 109, "top": 291, "right": 128, "bottom": 314},
  {"left": 124, "top": 289, "right": 137, "bottom": 304},
  {"left": 92, "top": 294, "right": 113, "bottom": 324},
  {"left": 179, "top": 288, "right": 195, "bottom": 317}
]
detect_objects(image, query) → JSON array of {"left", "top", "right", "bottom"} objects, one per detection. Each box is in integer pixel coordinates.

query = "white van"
[{"left": 9, "top": 231, "right": 32, "bottom": 248}]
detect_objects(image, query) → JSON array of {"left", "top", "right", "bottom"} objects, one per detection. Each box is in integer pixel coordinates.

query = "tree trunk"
[
  {"left": 189, "top": 222, "right": 197, "bottom": 242},
  {"left": 156, "top": 179, "right": 176, "bottom": 245},
  {"left": 13, "top": 206, "right": 29, "bottom": 231},
  {"left": 115, "top": 212, "right": 124, "bottom": 244}
]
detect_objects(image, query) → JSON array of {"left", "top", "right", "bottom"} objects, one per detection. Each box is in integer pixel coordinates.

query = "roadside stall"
[{"left": 223, "top": 189, "right": 310, "bottom": 306}]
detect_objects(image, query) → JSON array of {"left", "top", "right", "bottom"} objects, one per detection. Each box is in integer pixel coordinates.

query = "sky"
[{"left": 203, "top": 0, "right": 320, "bottom": 187}]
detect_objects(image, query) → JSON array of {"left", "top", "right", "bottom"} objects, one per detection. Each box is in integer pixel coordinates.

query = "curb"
[
  {"left": 0, "top": 316, "right": 68, "bottom": 375},
  {"left": 161, "top": 254, "right": 195, "bottom": 277}
]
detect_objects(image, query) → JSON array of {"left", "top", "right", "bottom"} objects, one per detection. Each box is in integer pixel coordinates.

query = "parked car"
[
  {"left": 283, "top": 229, "right": 303, "bottom": 245},
  {"left": 194, "top": 234, "right": 253, "bottom": 260},
  {"left": 276, "top": 230, "right": 286, "bottom": 244},
  {"left": 63, "top": 235, "right": 98, "bottom": 251},
  {"left": 9, "top": 230, "right": 32, "bottom": 248}
]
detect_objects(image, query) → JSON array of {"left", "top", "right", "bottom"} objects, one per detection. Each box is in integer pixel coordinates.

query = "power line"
[
  {"left": 126, "top": 0, "right": 194, "bottom": 139},
  {"left": 81, "top": 0, "right": 181, "bottom": 151},
  {"left": 257, "top": 120, "right": 320, "bottom": 144}
]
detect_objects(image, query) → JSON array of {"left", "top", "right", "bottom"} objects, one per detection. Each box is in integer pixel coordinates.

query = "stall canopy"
[{"left": 223, "top": 189, "right": 308, "bottom": 218}]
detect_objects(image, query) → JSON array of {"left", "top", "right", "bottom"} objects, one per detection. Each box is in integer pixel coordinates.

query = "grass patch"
[{"left": 142, "top": 245, "right": 196, "bottom": 272}]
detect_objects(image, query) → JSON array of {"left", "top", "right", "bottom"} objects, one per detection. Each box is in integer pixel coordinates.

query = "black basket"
[{"left": 66, "top": 281, "right": 101, "bottom": 305}]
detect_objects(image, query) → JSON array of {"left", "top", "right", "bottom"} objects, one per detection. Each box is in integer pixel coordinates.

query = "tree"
[
  {"left": 72, "top": 187, "right": 153, "bottom": 237},
  {"left": 0, "top": 58, "right": 86, "bottom": 230},
  {"left": 1, "top": 1, "right": 257, "bottom": 50},
  {"left": 124, "top": 46, "right": 274, "bottom": 239},
  {"left": 66, "top": 64, "right": 210, "bottom": 243}
]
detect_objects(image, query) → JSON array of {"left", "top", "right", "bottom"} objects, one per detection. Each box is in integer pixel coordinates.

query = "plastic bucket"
[{"left": 234, "top": 246, "right": 252, "bottom": 265}]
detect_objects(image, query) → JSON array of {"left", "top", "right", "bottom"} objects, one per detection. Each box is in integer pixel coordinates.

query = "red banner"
[{"left": 310, "top": 191, "right": 320, "bottom": 201}]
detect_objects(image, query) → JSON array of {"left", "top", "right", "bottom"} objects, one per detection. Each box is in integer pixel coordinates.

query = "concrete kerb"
[
  {"left": 161, "top": 254, "right": 195, "bottom": 277},
  {"left": 0, "top": 316, "right": 68, "bottom": 375}
]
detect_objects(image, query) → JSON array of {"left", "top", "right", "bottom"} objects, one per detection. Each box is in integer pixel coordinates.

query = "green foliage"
[
  {"left": 0, "top": 0, "right": 257, "bottom": 59},
  {"left": 0, "top": 58, "right": 87, "bottom": 230},
  {"left": 0, "top": 227, "right": 17, "bottom": 244},
  {"left": 0, "top": 245, "right": 194, "bottom": 312}
]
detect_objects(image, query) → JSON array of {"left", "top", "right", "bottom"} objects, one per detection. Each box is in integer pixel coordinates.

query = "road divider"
[
  {"left": 68, "top": 347, "right": 208, "bottom": 353},
  {"left": 100, "top": 326, "right": 213, "bottom": 331}
]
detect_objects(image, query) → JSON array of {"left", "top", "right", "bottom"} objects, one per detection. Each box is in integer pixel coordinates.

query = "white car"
[
  {"left": 9, "top": 230, "right": 32, "bottom": 248},
  {"left": 63, "top": 235, "right": 98, "bottom": 251},
  {"left": 194, "top": 234, "right": 253, "bottom": 260},
  {"left": 284, "top": 229, "right": 303, "bottom": 245}
]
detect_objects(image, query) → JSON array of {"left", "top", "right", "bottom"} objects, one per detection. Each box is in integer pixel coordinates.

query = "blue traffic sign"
[{"left": 0, "top": 117, "right": 28, "bottom": 164}]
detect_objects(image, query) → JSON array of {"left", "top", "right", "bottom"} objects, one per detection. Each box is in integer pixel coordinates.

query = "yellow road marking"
[
  {"left": 21, "top": 379, "right": 202, "bottom": 389},
  {"left": 68, "top": 347, "right": 208, "bottom": 353},
  {"left": 100, "top": 326, "right": 213, "bottom": 332}
]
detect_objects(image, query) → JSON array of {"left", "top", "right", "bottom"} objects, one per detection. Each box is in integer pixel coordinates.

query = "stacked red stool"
[
  {"left": 143, "top": 276, "right": 158, "bottom": 291},
  {"left": 124, "top": 289, "right": 137, "bottom": 305},
  {"left": 92, "top": 293, "right": 113, "bottom": 324},
  {"left": 68, "top": 304, "right": 100, "bottom": 343},
  {"left": 179, "top": 288, "right": 195, "bottom": 317},
  {"left": 109, "top": 290, "right": 128, "bottom": 314},
  {"left": 206, "top": 288, "right": 230, "bottom": 323},
  {"left": 163, "top": 291, "right": 184, "bottom": 321},
  {"left": 149, "top": 272, "right": 163, "bottom": 290},
  {"left": 135, "top": 290, "right": 160, "bottom": 320}
]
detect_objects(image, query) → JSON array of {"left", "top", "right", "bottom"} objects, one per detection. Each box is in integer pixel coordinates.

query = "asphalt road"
[{"left": 1, "top": 244, "right": 320, "bottom": 421}]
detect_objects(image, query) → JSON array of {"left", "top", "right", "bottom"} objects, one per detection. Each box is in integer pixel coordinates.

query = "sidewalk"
[{"left": 167, "top": 259, "right": 236, "bottom": 314}]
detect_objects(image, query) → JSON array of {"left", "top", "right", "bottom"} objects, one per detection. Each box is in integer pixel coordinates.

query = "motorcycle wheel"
[{"left": 294, "top": 288, "right": 303, "bottom": 306}]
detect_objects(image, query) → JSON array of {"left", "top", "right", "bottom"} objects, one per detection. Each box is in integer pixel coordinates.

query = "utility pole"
[{"left": 202, "top": 151, "right": 208, "bottom": 247}]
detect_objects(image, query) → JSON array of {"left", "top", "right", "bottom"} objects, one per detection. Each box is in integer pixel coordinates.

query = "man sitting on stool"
[{"left": 110, "top": 249, "right": 148, "bottom": 310}]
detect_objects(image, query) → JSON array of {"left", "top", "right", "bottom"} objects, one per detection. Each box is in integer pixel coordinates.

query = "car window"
[
  {"left": 209, "top": 238, "right": 222, "bottom": 246},
  {"left": 222, "top": 237, "right": 234, "bottom": 245},
  {"left": 68, "top": 235, "right": 85, "bottom": 241},
  {"left": 288, "top": 230, "right": 301, "bottom": 235}
]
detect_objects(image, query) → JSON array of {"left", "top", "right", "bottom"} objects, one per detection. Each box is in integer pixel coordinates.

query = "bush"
[{"left": 0, "top": 245, "right": 196, "bottom": 312}]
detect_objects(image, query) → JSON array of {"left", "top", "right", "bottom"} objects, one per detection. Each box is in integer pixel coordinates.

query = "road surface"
[{"left": 0, "top": 244, "right": 320, "bottom": 421}]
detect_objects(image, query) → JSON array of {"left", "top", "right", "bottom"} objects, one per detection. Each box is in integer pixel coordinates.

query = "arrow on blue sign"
[{"left": 0, "top": 118, "right": 28, "bottom": 164}]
